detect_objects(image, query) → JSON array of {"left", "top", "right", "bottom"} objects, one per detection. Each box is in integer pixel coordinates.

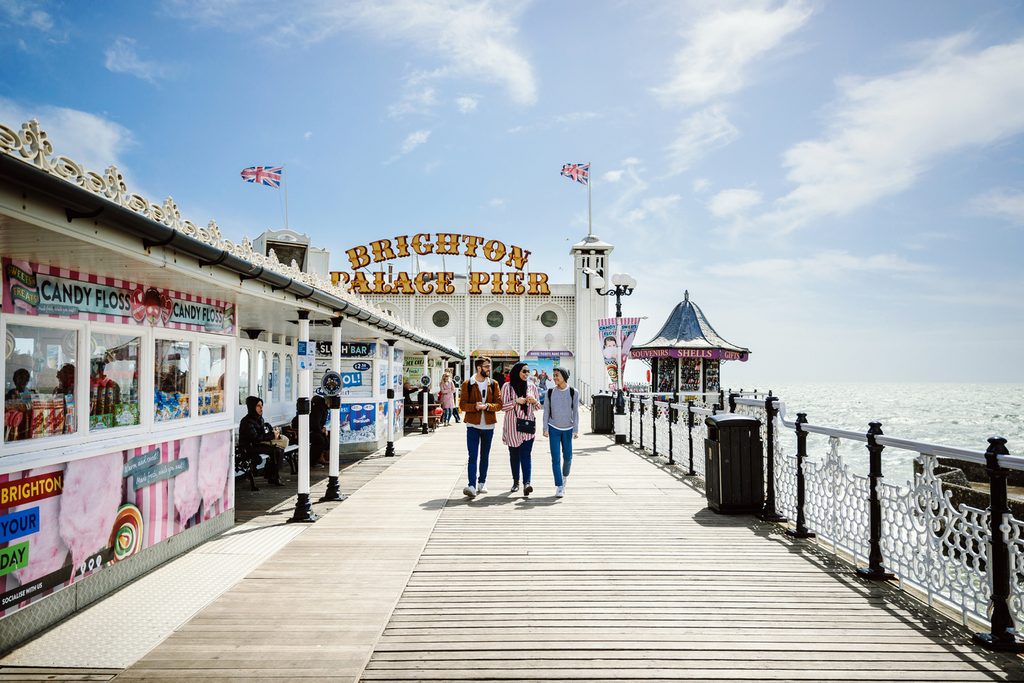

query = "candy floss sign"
[
  {"left": 3, "top": 259, "right": 235, "bottom": 335},
  {"left": 0, "top": 430, "right": 233, "bottom": 619}
]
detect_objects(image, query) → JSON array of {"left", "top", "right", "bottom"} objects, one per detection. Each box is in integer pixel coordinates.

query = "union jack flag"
[
  {"left": 240, "top": 165, "right": 283, "bottom": 188},
  {"left": 560, "top": 163, "right": 589, "bottom": 185}
]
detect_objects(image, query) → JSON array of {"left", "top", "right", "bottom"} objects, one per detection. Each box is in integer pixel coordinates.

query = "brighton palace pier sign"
[{"left": 329, "top": 233, "right": 550, "bottom": 296}]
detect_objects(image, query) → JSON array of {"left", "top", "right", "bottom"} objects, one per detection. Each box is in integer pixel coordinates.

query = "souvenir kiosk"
[
  {"left": 0, "top": 119, "right": 461, "bottom": 649},
  {"left": 629, "top": 290, "right": 750, "bottom": 398}
]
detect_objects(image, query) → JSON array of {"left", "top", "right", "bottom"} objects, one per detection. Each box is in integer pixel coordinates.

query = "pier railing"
[{"left": 624, "top": 391, "right": 1024, "bottom": 651}]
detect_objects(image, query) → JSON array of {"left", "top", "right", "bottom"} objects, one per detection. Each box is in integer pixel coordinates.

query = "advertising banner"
[
  {"left": 3, "top": 259, "right": 235, "bottom": 335},
  {"left": 0, "top": 430, "right": 233, "bottom": 619},
  {"left": 338, "top": 402, "right": 377, "bottom": 444},
  {"left": 596, "top": 317, "right": 640, "bottom": 390}
]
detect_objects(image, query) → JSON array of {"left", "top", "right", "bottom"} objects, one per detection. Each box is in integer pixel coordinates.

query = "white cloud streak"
[
  {"left": 167, "top": 0, "right": 537, "bottom": 105},
  {"left": 762, "top": 34, "right": 1024, "bottom": 233},
  {"left": 104, "top": 36, "right": 172, "bottom": 83},
  {"left": 653, "top": 0, "right": 813, "bottom": 107},
  {"left": 704, "top": 250, "right": 931, "bottom": 280},
  {"left": 708, "top": 188, "right": 762, "bottom": 218},
  {"left": 455, "top": 95, "right": 479, "bottom": 113},
  {"left": 667, "top": 105, "right": 738, "bottom": 172},
  {"left": 971, "top": 187, "right": 1024, "bottom": 226},
  {"left": 0, "top": 0, "right": 54, "bottom": 31},
  {"left": 400, "top": 129, "right": 431, "bottom": 154}
]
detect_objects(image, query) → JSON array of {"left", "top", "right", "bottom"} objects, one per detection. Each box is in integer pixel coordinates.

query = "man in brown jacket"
[{"left": 459, "top": 357, "right": 502, "bottom": 498}]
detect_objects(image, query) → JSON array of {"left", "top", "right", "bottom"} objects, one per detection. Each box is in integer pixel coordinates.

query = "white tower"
[{"left": 571, "top": 234, "right": 613, "bottom": 395}]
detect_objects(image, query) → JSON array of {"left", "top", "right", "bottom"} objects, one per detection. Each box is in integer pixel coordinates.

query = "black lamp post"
[{"left": 593, "top": 273, "right": 636, "bottom": 444}]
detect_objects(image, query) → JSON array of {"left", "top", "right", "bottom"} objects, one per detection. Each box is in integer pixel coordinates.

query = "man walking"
[{"left": 459, "top": 357, "right": 501, "bottom": 498}]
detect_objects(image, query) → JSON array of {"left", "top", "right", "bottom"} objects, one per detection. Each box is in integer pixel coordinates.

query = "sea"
[{"left": 746, "top": 383, "right": 1024, "bottom": 485}]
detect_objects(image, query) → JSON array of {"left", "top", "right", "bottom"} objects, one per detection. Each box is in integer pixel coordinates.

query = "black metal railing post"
[
  {"left": 973, "top": 437, "right": 1024, "bottom": 652},
  {"left": 728, "top": 392, "right": 737, "bottom": 413},
  {"left": 668, "top": 403, "right": 676, "bottom": 466},
  {"left": 786, "top": 413, "right": 815, "bottom": 539},
  {"left": 759, "top": 396, "right": 786, "bottom": 523},
  {"left": 686, "top": 400, "right": 696, "bottom": 475},
  {"left": 718, "top": 389, "right": 725, "bottom": 411},
  {"left": 857, "top": 422, "right": 894, "bottom": 580},
  {"left": 639, "top": 399, "right": 645, "bottom": 451},
  {"left": 652, "top": 400, "right": 658, "bottom": 457}
]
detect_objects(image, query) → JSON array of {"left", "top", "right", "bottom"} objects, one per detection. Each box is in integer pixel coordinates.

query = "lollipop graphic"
[{"left": 109, "top": 503, "right": 144, "bottom": 562}]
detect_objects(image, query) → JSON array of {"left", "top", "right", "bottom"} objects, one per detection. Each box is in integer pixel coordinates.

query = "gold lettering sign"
[{"left": 332, "top": 234, "right": 550, "bottom": 296}]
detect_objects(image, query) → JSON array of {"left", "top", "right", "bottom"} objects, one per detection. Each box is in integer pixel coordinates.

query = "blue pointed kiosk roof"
[{"left": 631, "top": 290, "right": 750, "bottom": 361}]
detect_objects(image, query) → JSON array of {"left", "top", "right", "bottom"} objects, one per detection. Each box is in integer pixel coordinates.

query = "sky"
[{"left": 1, "top": 0, "right": 1023, "bottom": 386}]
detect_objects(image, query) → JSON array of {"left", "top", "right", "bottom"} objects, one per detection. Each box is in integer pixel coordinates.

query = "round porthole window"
[
  {"left": 540, "top": 310, "right": 558, "bottom": 327},
  {"left": 432, "top": 310, "right": 450, "bottom": 328},
  {"left": 486, "top": 310, "right": 504, "bottom": 328}
]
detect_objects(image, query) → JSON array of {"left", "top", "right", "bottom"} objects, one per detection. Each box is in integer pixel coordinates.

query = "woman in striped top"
[{"left": 501, "top": 361, "right": 541, "bottom": 497}]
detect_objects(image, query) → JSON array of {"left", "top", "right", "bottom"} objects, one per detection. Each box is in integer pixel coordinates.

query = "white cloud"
[
  {"left": 400, "top": 129, "right": 431, "bottom": 154},
  {"left": 504, "top": 111, "right": 601, "bottom": 134},
  {"left": 104, "top": 36, "right": 172, "bottom": 83},
  {"left": 708, "top": 188, "right": 762, "bottom": 218},
  {"left": 388, "top": 86, "right": 438, "bottom": 118},
  {"left": 0, "top": 97, "right": 133, "bottom": 173},
  {"left": 622, "top": 157, "right": 641, "bottom": 167},
  {"left": 653, "top": 1, "right": 813, "bottom": 107},
  {"left": 488, "top": 197, "right": 506, "bottom": 208},
  {"left": 603, "top": 170, "right": 624, "bottom": 183},
  {"left": 0, "top": 0, "right": 54, "bottom": 31},
  {"left": 692, "top": 178, "right": 711, "bottom": 193},
  {"left": 622, "top": 194, "right": 682, "bottom": 226},
  {"left": 455, "top": 95, "right": 479, "bottom": 113},
  {"left": 303, "top": 131, "right": 313, "bottom": 140},
  {"left": 971, "top": 187, "right": 1024, "bottom": 226},
  {"left": 762, "top": 34, "right": 1024, "bottom": 233},
  {"left": 667, "top": 105, "right": 738, "bottom": 173},
  {"left": 167, "top": 0, "right": 537, "bottom": 105},
  {"left": 704, "top": 250, "right": 931, "bottom": 280}
]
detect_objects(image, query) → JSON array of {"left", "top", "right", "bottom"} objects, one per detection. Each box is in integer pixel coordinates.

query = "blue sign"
[
  {"left": 0, "top": 507, "right": 40, "bottom": 544},
  {"left": 340, "top": 371, "right": 363, "bottom": 387},
  {"left": 353, "top": 361, "right": 371, "bottom": 371}
]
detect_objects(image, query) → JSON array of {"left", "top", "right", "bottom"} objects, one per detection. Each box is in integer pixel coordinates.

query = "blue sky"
[{"left": 2, "top": 0, "right": 1023, "bottom": 384}]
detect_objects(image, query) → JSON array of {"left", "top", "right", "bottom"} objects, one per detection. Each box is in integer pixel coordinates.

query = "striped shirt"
[{"left": 501, "top": 382, "right": 538, "bottom": 447}]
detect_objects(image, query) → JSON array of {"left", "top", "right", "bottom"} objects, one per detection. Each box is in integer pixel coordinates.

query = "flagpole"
[
  {"left": 587, "top": 161, "right": 592, "bottom": 237},
  {"left": 284, "top": 169, "right": 290, "bottom": 231}
]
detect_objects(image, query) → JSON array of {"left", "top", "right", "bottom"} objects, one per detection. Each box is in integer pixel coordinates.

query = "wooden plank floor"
[{"left": 361, "top": 425, "right": 1024, "bottom": 682}]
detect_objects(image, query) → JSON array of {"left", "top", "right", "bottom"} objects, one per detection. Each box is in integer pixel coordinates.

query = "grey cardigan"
[{"left": 542, "top": 386, "right": 580, "bottom": 435}]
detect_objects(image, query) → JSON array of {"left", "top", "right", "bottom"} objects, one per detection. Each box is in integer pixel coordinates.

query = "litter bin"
[
  {"left": 591, "top": 393, "right": 614, "bottom": 434},
  {"left": 704, "top": 414, "right": 764, "bottom": 513}
]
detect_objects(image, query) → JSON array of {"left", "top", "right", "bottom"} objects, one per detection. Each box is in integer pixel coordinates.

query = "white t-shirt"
[{"left": 471, "top": 377, "right": 494, "bottom": 431}]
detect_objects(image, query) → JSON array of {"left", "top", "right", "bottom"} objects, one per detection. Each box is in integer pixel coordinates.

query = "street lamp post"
[{"left": 593, "top": 273, "right": 636, "bottom": 444}]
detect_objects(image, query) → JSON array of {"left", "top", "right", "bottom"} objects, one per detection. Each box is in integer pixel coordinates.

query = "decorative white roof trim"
[{"left": 0, "top": 119, "right": 459, "bottom": 355}]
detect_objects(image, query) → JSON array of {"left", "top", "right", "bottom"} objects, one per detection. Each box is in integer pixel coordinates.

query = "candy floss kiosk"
[
  {"left": 0, "top": 118, "right": 462, "bottom": 649},
  {"left": 629, "top": 291, "right": 750, "bottom": 399}
]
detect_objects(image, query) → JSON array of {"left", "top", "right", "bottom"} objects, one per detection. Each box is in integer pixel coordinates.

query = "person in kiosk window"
[
  {"left": 542, "top": 367, "right": 580, "bottom": 498},
  {"left": 459, "top": 357, "right": 501, "bottom": 498},
  {"left": 502, "top": 362, "right": 540, "bottom": 497},
  {"left": 239, "top": 396, "right": 287, "bottom": 487}
]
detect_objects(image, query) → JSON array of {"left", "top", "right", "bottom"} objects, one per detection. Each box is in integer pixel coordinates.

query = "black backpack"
[{"left": 547, "top": 387, "right": 576, "bottom": 404}]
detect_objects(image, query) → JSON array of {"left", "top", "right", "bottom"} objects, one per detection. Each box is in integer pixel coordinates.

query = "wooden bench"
[{"left": 233, "top": 421, "right": 298, "bottom": 491}]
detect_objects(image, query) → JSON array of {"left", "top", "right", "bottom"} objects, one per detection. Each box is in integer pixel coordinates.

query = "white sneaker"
[
  {"left": 555, "top": 485, "right": 565, "bottom": 498},
  {"left": 511, "top": 482, "right": 520, "bottom": 492},
  {"left": 463, "top": 485, "right": 477, "bottom": 498},
  {"left": 477, "top": 483, "right": 488, "bottom": 494},
  {"left": 524, "top": 483, "right": 533, "bottom": 496}
]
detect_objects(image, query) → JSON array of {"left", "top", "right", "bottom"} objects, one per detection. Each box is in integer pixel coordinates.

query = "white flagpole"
[
  {"left": 587, "top": 161, "right": 593, "bottom": 237},
  {"left": 283, "top": 167, "right": 290, "bottom": 231}
]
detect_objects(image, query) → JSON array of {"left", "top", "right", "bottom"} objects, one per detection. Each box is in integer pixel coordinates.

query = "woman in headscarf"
[
  {"left": 438, "top": 372, "right": 456, "bottom": 425},
  {"left": 238, "top": 396, "right": 285, "bottom": 486},
  {"left": 501, "top": 361, "right": 540, "bottom": 497}
]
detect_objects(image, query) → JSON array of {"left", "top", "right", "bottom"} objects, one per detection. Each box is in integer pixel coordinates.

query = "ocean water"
[{"left": 741, "top": 383, "right": 1024, "bottom": 485}]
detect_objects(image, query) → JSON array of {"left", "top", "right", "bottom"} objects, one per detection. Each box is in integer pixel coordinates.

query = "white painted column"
[
  {"left": 384, "top": 339, "right": 398, "bottom": 457},
  {"left": 321, "top": 315, "right": 345, "bottom": 501},
  {"left": 289, "top": 310, "right": 318, "bottom": 522}
]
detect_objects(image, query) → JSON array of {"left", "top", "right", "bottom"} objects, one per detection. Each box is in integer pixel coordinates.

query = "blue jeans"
[
  {"left": 549, "top": 428, "right": 573, "bottom": 486},
  {"left": 467, "top": 426, "right": 493, "bottom": 488},
  {"left": 442, "top": 408, "right": 452, "bottom": 423},
  {"left": 509, "top": 438, "right": 535, "bottom": 485}
]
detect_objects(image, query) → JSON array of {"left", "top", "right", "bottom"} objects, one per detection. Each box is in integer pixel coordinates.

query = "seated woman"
[
  {"left": 291, "top": 395, "right": 329, "bottom": 467},
  {"left": 238, "top": 396, "right": 287, "bottom": 487}
]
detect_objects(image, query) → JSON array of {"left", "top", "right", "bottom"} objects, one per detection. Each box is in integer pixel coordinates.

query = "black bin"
[
  {"left": 591, "top": 394, "right": 614, "bottom": 434},
  {"left": 704, "top": 414, "right": 764, "bottom": 513}
]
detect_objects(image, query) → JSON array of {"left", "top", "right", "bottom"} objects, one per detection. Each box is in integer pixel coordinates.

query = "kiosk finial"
[{"left": 684, "top": 289, "right": 689, "bottom": 302}]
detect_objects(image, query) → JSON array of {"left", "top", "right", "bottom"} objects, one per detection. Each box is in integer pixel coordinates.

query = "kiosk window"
[
  {"left": 271, "top": 353, "right": 280, "bottom": 400},
  {"left": 198, "top": 343, "right": 226, "bottom": 416},
  {"left": 238, "top": 348, "right": 250, "bottom": 405},
  {"left": 4, "top": 324, "right": 77, "bottom": 442},
  {"left": 89, "top": 333, "right": 140, "bottom": 431},
  {"left": 155, "top": 340, "right": 191, "bottom": 422},
  {"left": 285, "top": 354, "right": 293, "bottom": 400}
]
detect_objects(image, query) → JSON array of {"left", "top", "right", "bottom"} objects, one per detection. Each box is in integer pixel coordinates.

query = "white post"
[
  {"left": 421, "top": 351, "right": 430, "bottom": 435},
  {"left": 613, "top": 313, "right": 626, "bottom": 442},
  {"left": 384, "top": 339, "right": 397, "bottom": 456},
  {"left": 321, "top": 315, "right": 345, "bottom": 501},
  {"left": 289, "top": 310, "right": 317, "bottom": 522}
]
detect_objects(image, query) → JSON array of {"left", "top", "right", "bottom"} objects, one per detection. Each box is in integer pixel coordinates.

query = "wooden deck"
[{"left": 111, "top": 419, "right": 1024, "bottom": 680}]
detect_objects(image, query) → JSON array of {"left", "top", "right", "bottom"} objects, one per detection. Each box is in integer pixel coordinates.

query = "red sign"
[{"left": 0, "top": 471, "right": 64, "bottom": 507}]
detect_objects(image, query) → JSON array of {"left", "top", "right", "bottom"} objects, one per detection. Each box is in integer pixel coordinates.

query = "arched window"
[
  {"left": 238, "top": 348, "right": 250, "bottom": 404},
  {"left": 285, "top": 354, "right": 294, "bottom": 400},
  {"left": 256, "top": 350, "right": 267, "bottom": 400}
]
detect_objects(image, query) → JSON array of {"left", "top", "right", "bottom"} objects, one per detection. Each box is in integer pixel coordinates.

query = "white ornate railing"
[{"left": 620, "top": 388, "right": 1024, "bottom": 646}]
